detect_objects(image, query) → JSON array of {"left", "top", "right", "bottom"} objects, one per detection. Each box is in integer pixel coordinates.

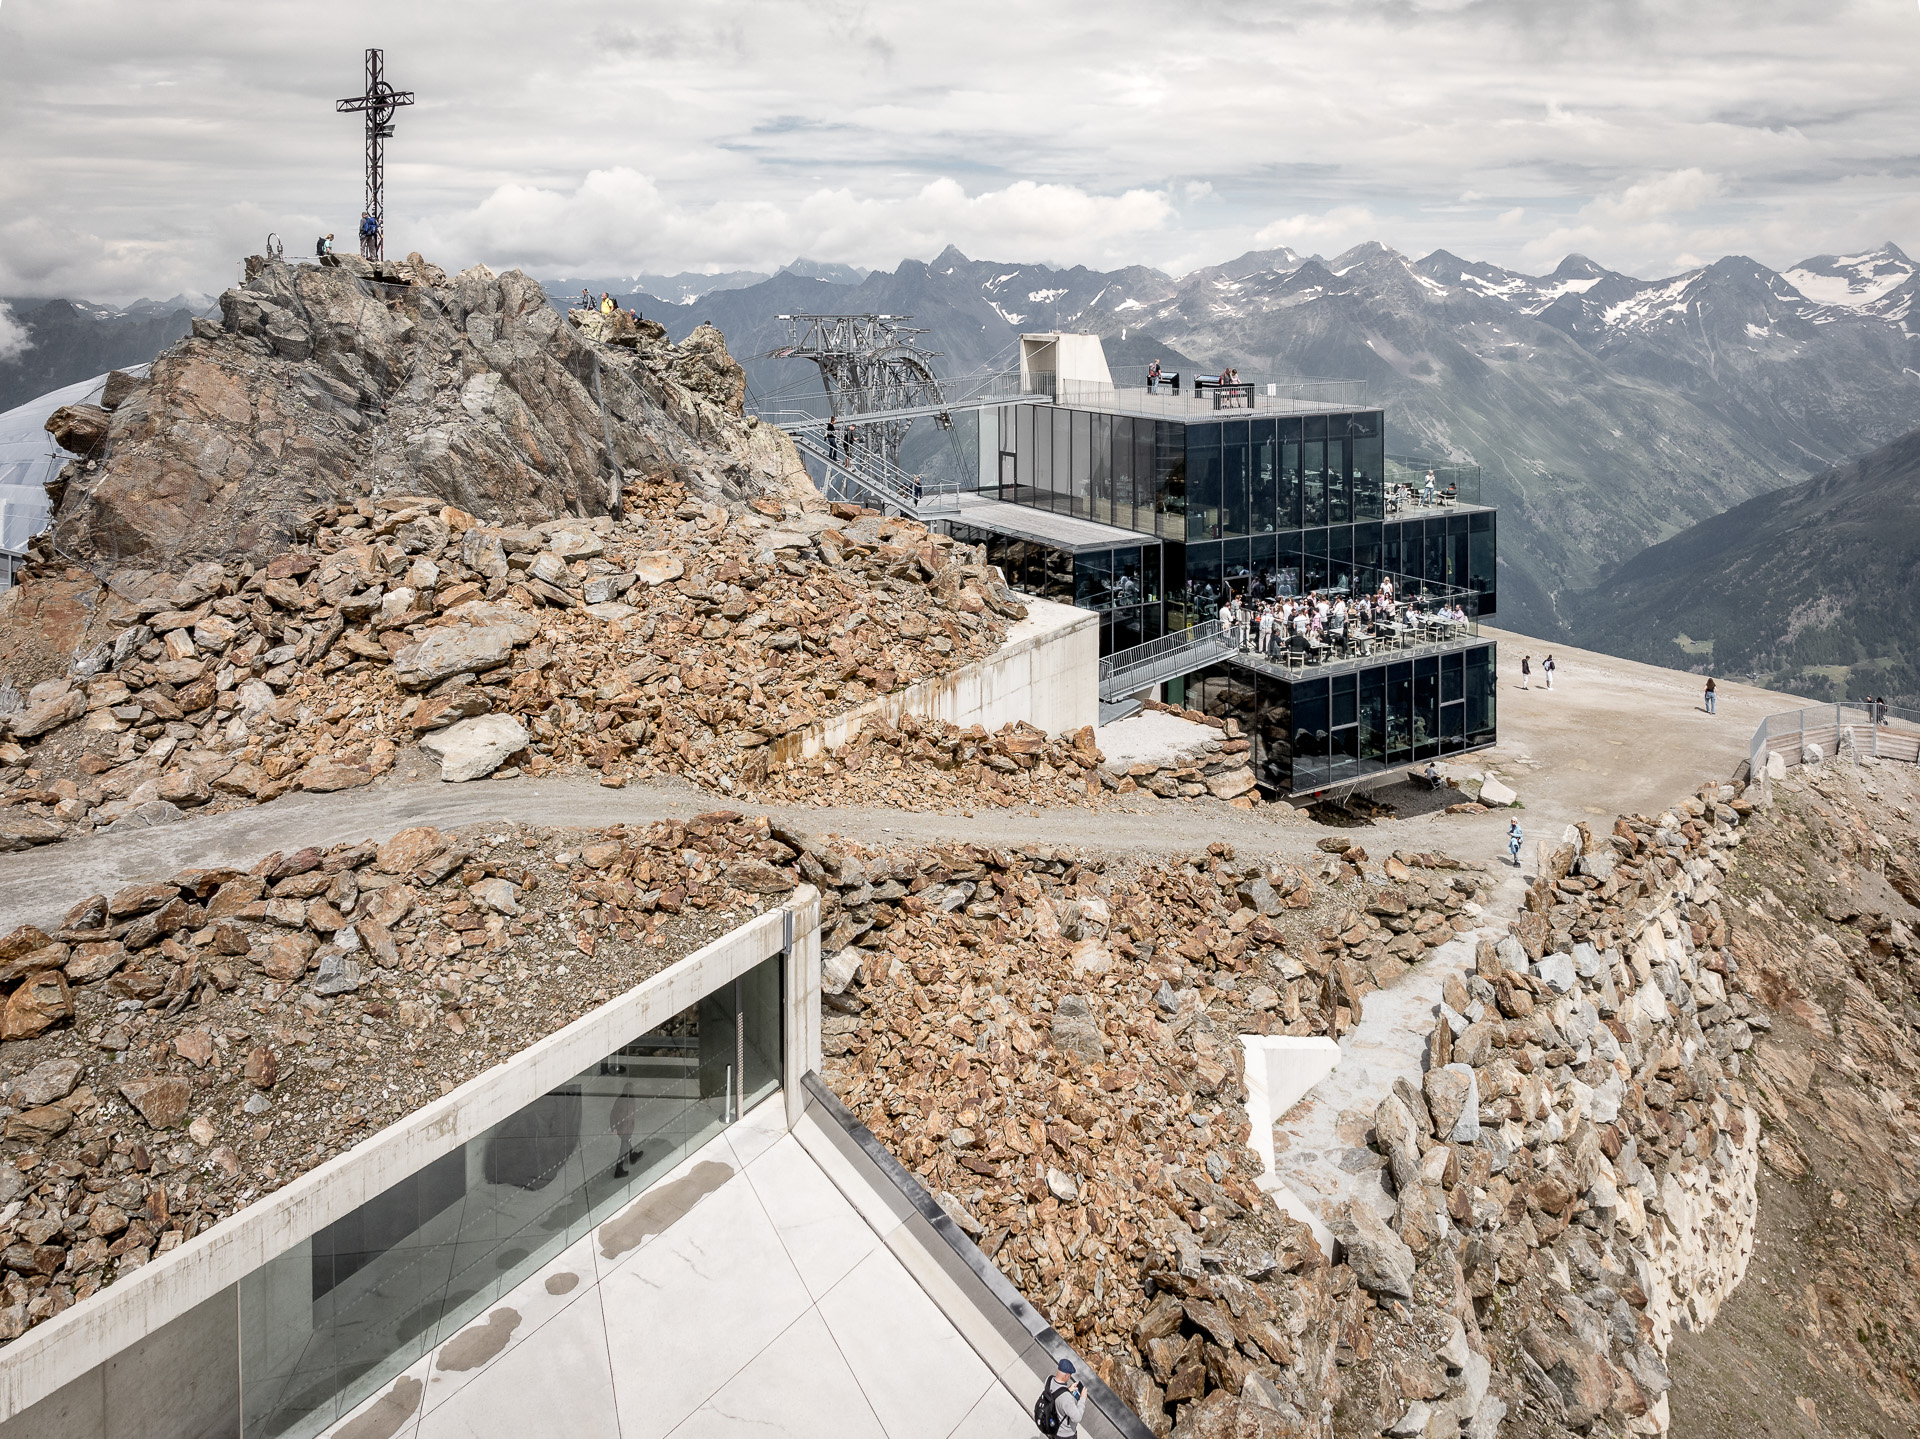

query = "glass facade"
[
  {"left": 1186, "top": 644, "right": 1498, "bottom": 795},
  {"left": 989, "top": 404, "right": 1495, "bottom": 631},
  {"left": 237, "top": 953, "right": 784, "bottom": 1439},
  {"left": 948, "top": 523, "right": 1163, "bottom": 658}
]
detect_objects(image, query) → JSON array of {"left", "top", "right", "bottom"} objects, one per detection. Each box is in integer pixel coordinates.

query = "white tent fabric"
[{"left": 0, "top": 366, "right": 147, "bottom": 581}]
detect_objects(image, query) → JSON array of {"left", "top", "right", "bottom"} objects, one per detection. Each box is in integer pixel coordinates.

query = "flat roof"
[{"left": 949, "top": 494, "right": 1155, "bottom": 553}]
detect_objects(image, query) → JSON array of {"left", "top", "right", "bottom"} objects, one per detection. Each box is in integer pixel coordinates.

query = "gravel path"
[{"left": 0, "top": 773, "right": 1337, "bottom": 935}]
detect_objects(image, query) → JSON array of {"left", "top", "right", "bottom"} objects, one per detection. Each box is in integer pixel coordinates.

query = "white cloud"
[
  {"left": 0, "top": 303, "right": 28, "bottom": 363},
  {"left": 417, "top": 172, "right": 1176, "bottom": 277},
  {"left": 1253, "top": 206, "right": 1379, "bottom": 247},
  {"left": 5, "top": 0, "right": 1920, "bottom": 296}
]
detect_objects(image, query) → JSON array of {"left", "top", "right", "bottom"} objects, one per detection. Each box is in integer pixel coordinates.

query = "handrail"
[
  {"left": 1099, "top": 619, "right": 1235, "bottom": 698},
  {"left": 1748, "top": 701, "right": 1920, "bottom": 780},
  {"left": 786, "top": 426, "right": 960, "bottom": 518}
]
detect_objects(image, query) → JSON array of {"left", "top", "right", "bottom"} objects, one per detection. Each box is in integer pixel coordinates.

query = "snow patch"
[{"left": 1026, "top": 287, "right": 1069, "bottom": 304}]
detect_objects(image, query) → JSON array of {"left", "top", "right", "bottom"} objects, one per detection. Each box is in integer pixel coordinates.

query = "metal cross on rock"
[{"left": 335, "top": 48, "right": 414, "bottom": 261}]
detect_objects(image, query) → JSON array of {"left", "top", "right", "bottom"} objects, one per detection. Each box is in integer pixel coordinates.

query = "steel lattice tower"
[{"left": 769, "top": 314, "right": 950, "bottom": 468}]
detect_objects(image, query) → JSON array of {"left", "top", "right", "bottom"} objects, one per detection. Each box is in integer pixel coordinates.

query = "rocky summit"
[{"left": 36, "top": 249, "right": 808, "bottom": 571}]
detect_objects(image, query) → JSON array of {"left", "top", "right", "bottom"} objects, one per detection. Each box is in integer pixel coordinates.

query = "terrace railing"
[
  {"left": 1749, "top": 703, "right": 1920, "bottom": 780},
  {"left": 1099, "top": 619, "right": 1235, "bottom": 701}
]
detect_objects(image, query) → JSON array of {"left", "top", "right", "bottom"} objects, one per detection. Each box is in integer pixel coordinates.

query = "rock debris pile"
[
  {"left": 1329, "top": 783, "right": 1763, "bottom": 1439},
  {"left": 0, "top": 811, "right": 800, "bottom": 1345},
  {"left": 806, "top": 830, "right": 1487, "bottom": 1435},
  {"left": 0, "top": 471, "right": 1034, "bottom": 843}
]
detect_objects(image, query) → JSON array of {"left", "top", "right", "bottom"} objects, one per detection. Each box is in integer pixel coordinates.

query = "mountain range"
[
  {"left": 0, "top": 295, "right": 204, "bottom": 412},
  {"left": 597, "top": 241, "right": 1920, "bottom": 636},
  {"left": 1572, "top": 419, "right": 1920, "bottom": 708},
  {"left": 14, "top": 240, "right": 1920, "bottom": 646}
]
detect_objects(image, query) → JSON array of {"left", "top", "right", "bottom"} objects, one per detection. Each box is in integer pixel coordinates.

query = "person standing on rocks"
[
  {"left": 1034, "top": 1360, "right": 1085, "bottom": 1437},
  {"left": 1704, "top": 676, "right": 1716, "bottom": 714},
  {"left": 1520, "top": 655, "right": 1531, "bottom": 689},
  {"left": 1543, "top": 653, "right": 1556, "bottom": 690},
  {"left": 600, "top": 291, "right": 615, "bottom": 315}
]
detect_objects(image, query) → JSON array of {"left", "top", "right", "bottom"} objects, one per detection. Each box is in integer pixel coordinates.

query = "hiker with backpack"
[{"left": 1035, "top": 1360, "right": 1086, "bottom": 1437}]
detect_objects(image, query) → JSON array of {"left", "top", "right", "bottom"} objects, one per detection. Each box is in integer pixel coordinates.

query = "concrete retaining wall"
[
  {"left": 772, "top": 598, "right": 1099, "bottom": 763},
  {"left": 0, "top": 889, "right": 823, "bottom": 1430}
]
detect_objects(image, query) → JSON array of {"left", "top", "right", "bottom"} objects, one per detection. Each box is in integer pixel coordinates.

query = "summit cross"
[{"left": 334, "top": 48, "right": 414, "bottom": 262}]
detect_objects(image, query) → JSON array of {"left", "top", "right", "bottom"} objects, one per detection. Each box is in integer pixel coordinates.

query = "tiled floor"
[{"left": 323, "top": 1100, "right": 1034, "bottom": 1439}]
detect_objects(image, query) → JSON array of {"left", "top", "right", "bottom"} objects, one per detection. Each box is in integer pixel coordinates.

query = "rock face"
[
  {"left": 38, "top": 251, "right": 811, "bottom": 570},
  {"left": 420, "top": 714, "right": 530, "bottom": 782}
]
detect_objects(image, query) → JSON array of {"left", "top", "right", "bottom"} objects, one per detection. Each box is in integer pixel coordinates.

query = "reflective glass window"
[
  {"left": 1051, "top": 409, "right": 1073, "bottom": 512},
  {"left": 1075, "top": 548, "right": 1111, "bottom": 610},
  {"left": 1188, "top": 439, "right": 1221, "bottom": 541},
  {"left": 1359, "top": 669, "right": 1386, "bottom": 769},
  {"left": 1292, "top": 678, "right": 1329, "bottom": 791},
  {"left": 241, "top": 953, "right": 784, "bottom": 1439},
  {"left": 1070, "top": 408, "right": 1093, "bottom": 518},
  {"left": 1224, "top": 538, "right": 1251, "bottom": 602},
  {"left": 1090, "top": 413, "right": 1112, "bottom": 524},
  {"left": 1413, "top": 655, "right": 1439, "bottom": 759},
  {"left": 1223, "top": 441, "right": 1251, "bottom": 537},
  {"left": 1302, "top": 440, "right": 1326, "bottom": 526},
  {"left": 1186, "top": 541, "right": 1224, "bottom": 619},
  {"left": 1386, "top": 661, "right": 1412, "bottom": 761},
  {"left": 1155, "top": 422, "right": 1186, "bottom": 537},
  {"left": 1326, "top": 436, "right": 1350, "bottom": 524},
  {"left": 1251, "top": 419, "right": 1278, "bottom": 533}
]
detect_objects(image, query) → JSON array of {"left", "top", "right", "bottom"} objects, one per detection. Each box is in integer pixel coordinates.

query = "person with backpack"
[
  {"left": 1543, "top": 653, "right": 1556, "bottom": 690},
  {"left": 1035, "top": 1361, "right": 1085, "bottom": 1438}
]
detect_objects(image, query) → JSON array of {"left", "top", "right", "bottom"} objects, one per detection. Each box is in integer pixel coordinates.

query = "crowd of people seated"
[{"left": 1211, "top": 576, "right": 1470, "bottom": 666}]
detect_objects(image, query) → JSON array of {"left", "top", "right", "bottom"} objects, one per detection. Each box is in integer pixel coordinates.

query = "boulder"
[
  {"left": 10, "top": 1058, "right": 82, "bottom": 1109},
  {"left": 44, "top": 403, "right": 110, "bottom": 455},
  {"left": 1477, "top": 777, "right": 1517, "bottom": 807},
  {"left": 296, "top": 762, "right": 375, "bottom": 793},
  {"left": 1424, "top": 1063, "right": 1481, "bottom": 1143},
  {"left": 0, "top": 816, "right": 63, "bottom": 852},
  {"left": 469, "top": 878, "right": 520, "bottom": 915},
  {"left": 419, "top": 714, "right": 530, "bottom": 782},
  {"left": 2, "top": 971, "right": 72, "bottom": 1040},
  {"left": 391, "top": 626, "right": 516, "bottom": 689},
  {"left": 1373, "top": 1092, "right": 1423, "bottom": 1193},
  {"left": 1205, "top": 767, "right": 1257, "bottom": 800},
  {"left": 1329, "top": 1201, "right": 1416, "bottom": 1299},
  {"left": 119, "top": 1076, "right": 192, "bottom": 1130},
  {"left": 7, "top": 690, "right": 86, "bottom": 739},
  {"left": 376, "top": 826, "right": 443, "bottom": 874},
  {"left": 632, "top": 551, "right": 685, "bottom": 586},
  {"left": 312, "top": 949, "right": 364, "bottom": 996},
  {"left": 1049, "top": 994, "right": 1106, "bottom": 1065},
  {"left": 107, "top": 801, "right": 185, "bottom": 832}
]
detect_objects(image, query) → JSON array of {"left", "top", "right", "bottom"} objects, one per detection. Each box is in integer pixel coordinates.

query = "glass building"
[{"left": 946, "top": 383, "right": 1500, "bottom": 793}]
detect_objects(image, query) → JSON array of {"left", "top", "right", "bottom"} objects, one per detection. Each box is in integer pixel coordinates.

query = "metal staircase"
[
  {"left": 783, "top": 423, "right": 961, "bottom": 520},
  {"left": 1097, "top": 620, "right": 1237, "bottom": 703}
]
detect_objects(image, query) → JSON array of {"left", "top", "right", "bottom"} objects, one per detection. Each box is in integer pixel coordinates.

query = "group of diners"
[{"left": 1214, "top": 576, "right": 1470, "bottom": 666}]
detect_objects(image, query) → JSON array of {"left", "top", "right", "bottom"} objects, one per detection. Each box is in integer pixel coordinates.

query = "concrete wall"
[
  {"left": 0, "top": 890, "right": 822, "bottom": 1431},
  {"left": 772, "top": 597, "right": 1099, "bottom": 763}
]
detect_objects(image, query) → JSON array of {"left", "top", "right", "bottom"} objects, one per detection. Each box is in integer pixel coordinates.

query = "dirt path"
[{"left": 0, "top": 773, "right": 1339, "bottom": 934}]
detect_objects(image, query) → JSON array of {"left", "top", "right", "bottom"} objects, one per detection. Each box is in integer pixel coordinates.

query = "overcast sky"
[{"left": 4, "top": 0, "right": 1920, "bottom": 306}]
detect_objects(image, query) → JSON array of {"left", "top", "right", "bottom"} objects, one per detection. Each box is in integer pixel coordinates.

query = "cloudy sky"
[{"left": 4, "top": 0, "right": 1920, "bottom": 305}]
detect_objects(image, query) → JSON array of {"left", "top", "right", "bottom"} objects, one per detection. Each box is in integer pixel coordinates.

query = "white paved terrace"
[{"left": 322, "top": 1098, "right": 1032, "bottom": 1439}]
